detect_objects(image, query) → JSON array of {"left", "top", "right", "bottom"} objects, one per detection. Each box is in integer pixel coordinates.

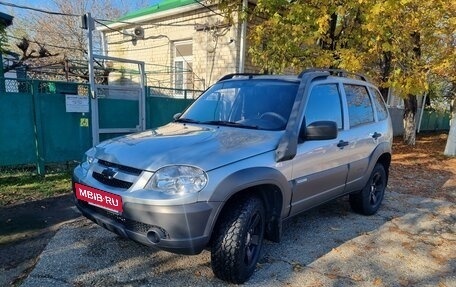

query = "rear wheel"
[
  {"left": 211, "top": 196, "right": 265, "bottom": 284},
  {"left": 350, "top": 163, "right": 387, "bottom": 215}
]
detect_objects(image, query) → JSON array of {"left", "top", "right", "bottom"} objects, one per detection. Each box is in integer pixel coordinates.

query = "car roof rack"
[
  {"left": 217, "top": 73, "right": 266, "bottom": 82},
  {"left": 298, "top": 68, "right": 368, "bottom": 82}
]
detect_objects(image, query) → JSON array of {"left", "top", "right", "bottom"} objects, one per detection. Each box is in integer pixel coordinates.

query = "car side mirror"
[
  {"left": 173, "top": 113, "right": 182, "bottom": 120},
  {"left": 305, "top": 121, "right": 338, "bottom": 140}
]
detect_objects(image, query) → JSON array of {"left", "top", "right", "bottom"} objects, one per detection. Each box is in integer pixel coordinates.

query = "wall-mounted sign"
[{"left": 66, "top": 94, "right": 89, "bottom": 113}]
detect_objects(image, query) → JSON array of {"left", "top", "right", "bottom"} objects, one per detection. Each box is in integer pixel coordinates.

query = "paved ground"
[
  {"left": 19, "top": 190, "right": 455, "bottom": 287},
  {"left": 0, "top": 194, "right": 80, "bottom": 286}
]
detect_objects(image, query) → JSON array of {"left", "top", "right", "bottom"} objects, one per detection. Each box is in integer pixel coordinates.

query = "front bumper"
[{"left": 73, "top": 180, "right": 221, "bottom": 255}]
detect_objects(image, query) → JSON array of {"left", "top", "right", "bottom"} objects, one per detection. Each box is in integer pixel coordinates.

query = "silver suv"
[{"left": 73, "top": 69, "right": 392, "bottom": 283}]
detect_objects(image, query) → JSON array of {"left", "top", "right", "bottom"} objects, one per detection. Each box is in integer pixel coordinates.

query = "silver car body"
[{"left": 73, "top": 72, "right": 392, "bottom": 255}]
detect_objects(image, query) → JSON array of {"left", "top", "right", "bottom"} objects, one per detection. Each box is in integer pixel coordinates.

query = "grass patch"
[{"left": 0, "top": 170, "right": 72, "bottom": 206}]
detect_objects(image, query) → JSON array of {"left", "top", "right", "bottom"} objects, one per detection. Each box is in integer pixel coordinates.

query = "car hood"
[{"left": 93, "top": 123, "right": 281, "bottom": 171}]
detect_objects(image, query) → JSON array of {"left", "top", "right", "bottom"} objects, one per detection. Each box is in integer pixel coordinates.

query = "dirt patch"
[{"left": 389, "top": 132, "right": 456, "bottom": 202}]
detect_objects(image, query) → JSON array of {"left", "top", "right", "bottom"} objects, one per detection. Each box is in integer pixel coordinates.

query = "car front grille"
[
  {"left": 92, "top": 172, "right": 133, "bottom": 189},
  {"left": 91, "top": 159, "right": 143, "bottom": 189},
  {"left": 98, "top": 159, "right": 142, "bottom": 175}
]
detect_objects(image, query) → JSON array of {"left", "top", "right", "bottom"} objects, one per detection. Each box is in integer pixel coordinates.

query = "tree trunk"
[
  {"left": 444, "top": 98, "right": 456, "bottom": 156},
  {"left": 403, "top": 94, "right": 417, "bottom": 145}
]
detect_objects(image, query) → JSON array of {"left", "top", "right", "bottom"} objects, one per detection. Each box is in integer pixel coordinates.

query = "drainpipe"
[{"left": 238, "top": 0, "right": 247, "bottom": 73}]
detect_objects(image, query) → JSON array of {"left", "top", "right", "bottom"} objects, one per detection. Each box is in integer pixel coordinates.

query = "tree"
[
  {"left": 3, "top": 37, "right": 59, "bottom": 74},
  {"left": 444, "top": 84, "right": 456, "bottom": 156},
  {"left": 363, "top": 0, "right": 455, "bottom": 146},
  {"left": 247, "top": 0, "right": 367, "bottom": 73},
  {"left": 5, "top": 0, "right": 133, "bottom": 82},
  {"left": 0, "top": 23, "right": 7, "bottom": 54},
  {"left": 238, "top": 0, "right": 455, "bottom": 146}
]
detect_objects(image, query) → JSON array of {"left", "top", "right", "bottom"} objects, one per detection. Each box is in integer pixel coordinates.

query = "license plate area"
[{"left": 75, "top": 183, "right": 123, "bottom": 213}]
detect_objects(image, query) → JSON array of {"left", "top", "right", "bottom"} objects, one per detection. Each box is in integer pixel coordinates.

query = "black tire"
[
  {"left": 350, "top": 163, "right": 387, "bottom": 215},
  {"left": 211, "top": 196, "right": 266, "bottom": 284}
]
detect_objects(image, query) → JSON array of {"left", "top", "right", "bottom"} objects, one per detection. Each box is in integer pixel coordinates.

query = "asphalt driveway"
[{"left": 21, "top": 191, "right": 455, "bottom": 286}]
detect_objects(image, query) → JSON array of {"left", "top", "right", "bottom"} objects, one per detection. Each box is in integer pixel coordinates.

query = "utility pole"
[{"left": 82, "top": 13, "right": 100, "bottom": 146}]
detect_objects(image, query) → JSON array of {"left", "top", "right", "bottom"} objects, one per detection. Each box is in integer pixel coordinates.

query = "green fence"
[
  {"left": 3, "top": 78, "right": 450, "bottom": 175},
  {"left": 419, "top": 110, "right": 451, "bottom": 131},
  {"left": 0, "top": 79, "right": 198, "bottom": 174},
  {"left": 0, "top": 79, "right": 92, "bottom": 174},
  {"left": 389, "top": 107, "right": 451, "bottom": 136},
  {"left": 0, "top": 79, "right": 36, "bottom": 166},
  {"left": 146, "top": 86, "right": 196, "bottom": 128}
]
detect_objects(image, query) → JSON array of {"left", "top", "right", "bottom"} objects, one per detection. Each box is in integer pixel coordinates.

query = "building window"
[{"left": 174, "top": 41, "right": 193, "bottom": 97}]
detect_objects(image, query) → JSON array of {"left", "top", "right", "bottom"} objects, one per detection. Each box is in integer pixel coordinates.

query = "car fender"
[
  {"left": 210, "top": 166, "right": 291, "bottom": 212},
  {"left": 357, "top": 141, "right": 392, "bottom": 190}
]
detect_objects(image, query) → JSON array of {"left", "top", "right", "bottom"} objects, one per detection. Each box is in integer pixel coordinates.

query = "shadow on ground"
[
  {"left": 20, "top": 191, "right": 456, "bottom": 287},
  {"left": 0, "top": 194, "right": 80, "bottom": 285}
]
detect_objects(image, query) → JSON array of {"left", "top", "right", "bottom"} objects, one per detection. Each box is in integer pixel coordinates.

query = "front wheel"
[
  {"left": 350, "top": 163, "right": 387, "bottom": 215},
  {"left": 211, "top": 196, "right": 265, "bottom": 284}
]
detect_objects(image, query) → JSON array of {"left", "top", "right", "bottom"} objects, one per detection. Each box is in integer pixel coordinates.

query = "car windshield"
[{"left": 178, "top": 79, "right": 299, "bottom": 130}]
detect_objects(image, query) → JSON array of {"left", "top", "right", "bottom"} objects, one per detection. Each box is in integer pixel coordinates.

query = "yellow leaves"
[
  {"left": 314, "top": 51, "right": 333, "bottom": 68},
  {"left": 381, "top": 42, "right": 392, "bottom": 52},
  {"left": 364, "top": 22, "right": 376, "bottom": 32},
  {"left": 336, "top": 6, "right": 347, "bottom": 17},
  {"left": 338, "top": 49, "right": 363, "bottom": 72},
  {"left": 316, "top": 14, "right": 330, "bottom": 34},
  {"left": 389, "top": 68, "right": 428, "bottom": 97},
  {"left": 371, "top": 3, "right": 385, "bottom": 16},
  {"left": 246, "top": 0, "right": 453, "bottom": 99},
  {"left": 400, "top": 0, "right": 412, "bottom": 5}
]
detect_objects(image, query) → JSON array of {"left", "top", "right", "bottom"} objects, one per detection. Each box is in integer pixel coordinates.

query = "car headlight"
[
  {"left": 81, "top": 153, "right": 95, "bottom": 171},
  {"left": 145, "top": 165, "right": 208, "bottom": 195}
]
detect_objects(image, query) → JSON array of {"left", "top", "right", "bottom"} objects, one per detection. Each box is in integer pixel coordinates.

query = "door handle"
[
  {"left": 371, "top": 132, "right": 382, "bottom": 139},
  {"left": 337, "top": 140, "right": 349, "bottom": 148}
]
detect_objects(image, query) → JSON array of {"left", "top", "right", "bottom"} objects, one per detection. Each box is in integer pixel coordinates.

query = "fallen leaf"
[{"left": 373, "top": 277, "right": 383, "bottom": 286}]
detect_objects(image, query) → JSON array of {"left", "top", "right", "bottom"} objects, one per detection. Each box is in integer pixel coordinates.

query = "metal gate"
[
  {"left": 92, "top": 72, "right": 146, "bottom": 143},
  {"left": 85, "top": 13, "right": 146, "bottom": 145}
]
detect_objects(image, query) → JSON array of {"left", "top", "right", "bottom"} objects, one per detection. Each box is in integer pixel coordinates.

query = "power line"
[
  {"left": 106, "top": 43, "right": 169, "bottom": 53},
  {"left": 193, "top": 0, "right": 226, "bottom": 18},
  {"left": 1, "top": 0, "right": 206, "bottom": 85},
  {"left": 94, "top": 19, "right": 136, "bottom": 37},
  {"left": 0, "top": 1, "right": 79, "bottom": 17}
]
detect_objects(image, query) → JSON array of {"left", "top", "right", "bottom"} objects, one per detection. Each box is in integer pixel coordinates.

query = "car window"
[
  {"left": 369, "top": 87, "right": 388, "bottom": 121},
  {"left": 181, "top": 79, "right": 298, "bottom": 130},
  {"left": 344, "top": 84, "right": 374, "bottom": 127},
  {"left": 305, "top": 84, "right": 343, "bottom": 129}
]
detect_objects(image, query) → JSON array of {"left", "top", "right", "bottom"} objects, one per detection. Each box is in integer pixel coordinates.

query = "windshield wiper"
[
  {"left": 174, "top": 118, "right": 201, "bottom": 124},
  {"left": 202, "top": 120, "right": 259, "bottom": 129}
]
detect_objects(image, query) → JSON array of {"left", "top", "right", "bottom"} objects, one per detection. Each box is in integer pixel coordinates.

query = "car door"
[
  {"left": 340, "top": 83, "right": 385, "bottom": 192},
  {"left": 289, "top": 82, "right": 350, "bottom": 216}
]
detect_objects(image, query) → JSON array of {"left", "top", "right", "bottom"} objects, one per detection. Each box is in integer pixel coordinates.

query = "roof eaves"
[
  {"left": 119, "top": 0, "right": 197, "bottom": 21},
  {"left": 98, "top": 1, "right": 202, "bottom": 31},
  {"left": 0, "top": 12, "right": 14, "bottom": 27}
]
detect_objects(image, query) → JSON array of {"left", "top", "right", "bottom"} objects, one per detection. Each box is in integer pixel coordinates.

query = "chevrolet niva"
[{"left": 73, "top": 69, "right": 392, "bottom": 283}]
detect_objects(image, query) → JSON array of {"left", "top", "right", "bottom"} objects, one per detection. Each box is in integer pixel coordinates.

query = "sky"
[{"left": 0, "top": 0, "right": 154, "bottom": 20}]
